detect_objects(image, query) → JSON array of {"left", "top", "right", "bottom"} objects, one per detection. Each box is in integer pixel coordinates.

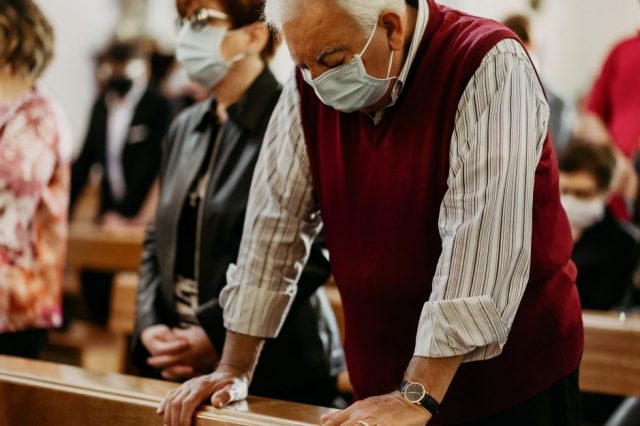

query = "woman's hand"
[
  {"left": 140, "top": 325, "right": 189, "bottom": 357},
  {"left": 158, "top": 364, "right": 250, "bottom": 426},
  {"left": 146, "top": 326, "right": 218, "bottom": 379}
]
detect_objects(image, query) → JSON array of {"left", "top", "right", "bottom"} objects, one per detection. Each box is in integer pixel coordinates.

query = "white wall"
[
  {"left": 36, "top": 0, "right": 640, "bottom": 149},
  {"left": 35, "top": 0, "right": 119, "bottom": 150}
]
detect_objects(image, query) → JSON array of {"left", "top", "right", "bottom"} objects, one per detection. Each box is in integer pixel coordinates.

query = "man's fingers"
[
  {"left": 322, "top": 406, "right": 354, "bottom": 426},
  {"left": 210, "top": 377, "right": 249, "bottom": 409},
  {"left": 320, "top": 409, "right": 341, "bottom": 424},
  {"left": 210, "top": 385, "right": 232, "bottom": 409},
  {"left": 178, "top": 394, "right": 201, "bottom": 426}
]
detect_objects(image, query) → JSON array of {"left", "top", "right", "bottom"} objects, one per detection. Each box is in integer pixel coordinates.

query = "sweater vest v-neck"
[{"left": 296, "top": 0, "right": 583, "bottom": 422}]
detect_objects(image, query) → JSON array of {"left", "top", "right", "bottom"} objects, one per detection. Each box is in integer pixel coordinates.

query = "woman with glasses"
[
  {"left": 131, "top": 0, "right": 344, "bottom": 407},
  {"left": 0, "top": 0, "right": 72, "bottom": 357}
]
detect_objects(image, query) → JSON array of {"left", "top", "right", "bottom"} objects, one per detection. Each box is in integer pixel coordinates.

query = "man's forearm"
[
  {"left": 404, "top": 355, "right": 464, "bottom": 404},
  {"left": 218, "top": 330, "right": 265, "bottom": 379}
]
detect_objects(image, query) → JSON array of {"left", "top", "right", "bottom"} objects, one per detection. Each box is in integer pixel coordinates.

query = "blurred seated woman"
[
  {"left": 0, "top": 0, "right": 72, "bottom": 357},
  {"left": 559, "top": 141, "right": 639, "bottom": 311},
  {"left": 131, "top": 0, "right": 344, "bottom": 407}
]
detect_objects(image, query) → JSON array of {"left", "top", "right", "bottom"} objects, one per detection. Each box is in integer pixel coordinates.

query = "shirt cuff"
[
  {"left": 414, "top": 295, "right": 509, "bottom": 362},
  {"left": 219, "top": 267, "right": 295, "bottom": 339}
]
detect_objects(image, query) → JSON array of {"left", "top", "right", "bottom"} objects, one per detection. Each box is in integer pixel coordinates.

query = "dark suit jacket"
[
  {"left": 131, "top": 69, "right": 344, "bottom": 395},
  {"left": 71, "top": 87, "right": 173, "bottom": 217},
  {"left": 573, "top": 208, "right": 640, "bottom": 310}
]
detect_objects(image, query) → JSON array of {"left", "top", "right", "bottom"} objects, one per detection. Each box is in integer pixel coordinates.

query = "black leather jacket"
[{"left": 132, "top": 69, "right": 344, "bottom": 394}]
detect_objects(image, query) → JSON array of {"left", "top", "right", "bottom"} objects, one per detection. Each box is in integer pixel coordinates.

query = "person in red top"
[
  {"left": 586, "top": 33, "right": 640, "bottom": 159},
  {"left": 583, "top": 30, "right": 640, "bottom": 220}
]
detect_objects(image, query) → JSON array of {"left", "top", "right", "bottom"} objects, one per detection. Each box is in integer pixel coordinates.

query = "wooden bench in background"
[
  {"left": 580, "top": 310, "right": 640, "bottom": 397},
  {"left": 66, "top": 222, "right": 144, "bottom": 273},
  {"left": 0, "top": 355, "right": 334, "bottom": 426}
]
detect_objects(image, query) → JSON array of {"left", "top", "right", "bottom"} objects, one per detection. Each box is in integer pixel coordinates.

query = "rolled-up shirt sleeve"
[
  {"left": 414, "top": 40, "right": 549, "bottom": 362},
  {"left": 219, "top": 75, "right": 321, "bottom": 338}
]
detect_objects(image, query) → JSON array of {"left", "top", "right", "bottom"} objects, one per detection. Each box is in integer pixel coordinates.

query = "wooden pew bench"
[
  {"left": 0, "top": 355, "right": 335, "bottom": 426},
  {"left": 66, "top": 222, "right": 144, "bottom": 273},
  {"left": 580, "top": 310, "right": 640, "bottom": 397}
]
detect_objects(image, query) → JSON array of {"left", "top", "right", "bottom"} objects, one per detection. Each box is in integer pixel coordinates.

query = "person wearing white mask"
[
  {"left": 559, "top": 139, "right": 640, "bottom": 426},
  {"left": 131, "top": 0, "right": 344, "bottom": 408},
  {"left": 159, "top": 1, "right": 583, "bottom": 425},
  {"left": 559, "top": 141, "right": 639, "bottom": 311}
]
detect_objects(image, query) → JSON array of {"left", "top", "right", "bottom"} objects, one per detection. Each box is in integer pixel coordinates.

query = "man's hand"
[
  {"left": 320, "top": 392, "right": 430, "bottom": 426},
  {"left": 146, "top": 326, "right": 218, "bottom": 379},
  {"left": 158, "top": 364, "right": 249, "bottom": 426},
  {"left": 157, "top": 330, "right": 265, "bottom": 426}
]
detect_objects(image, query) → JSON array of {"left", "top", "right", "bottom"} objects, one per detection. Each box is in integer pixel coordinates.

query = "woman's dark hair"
[
  {"left": 0, "top": 0, "right": 54, "bottom": 80},
  {"left": 503, "top": 14, "right": 531, "bottom": 45},
  {"left": 178, "top": 0, "right": 279, "bottom": 61},
  {"left": 558, "top": 140, "right": 617, "bottom": 192}
]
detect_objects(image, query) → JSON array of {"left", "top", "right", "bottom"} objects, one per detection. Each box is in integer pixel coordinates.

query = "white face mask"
[
  {"left": 561, "top": 194, "right": 605, "bottom": 231},
  {"left": 301, "top": 22, "right": 396, "bottom": 113},
  {"left": 176, "top": 22, "right": 245, "bottom": 89}
]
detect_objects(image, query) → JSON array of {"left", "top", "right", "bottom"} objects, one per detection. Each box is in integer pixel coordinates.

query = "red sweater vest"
[{"left": 296, "top": 1, "right": 583, "bottom": 423}]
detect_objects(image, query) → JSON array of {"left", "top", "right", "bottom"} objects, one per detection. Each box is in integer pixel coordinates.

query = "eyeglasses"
[{"left": 176, "top": 8, "right": 229, "bottom": 31}]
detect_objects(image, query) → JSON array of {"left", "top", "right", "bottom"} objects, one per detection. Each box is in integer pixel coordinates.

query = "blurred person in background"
[
  {"left": 559, "top": 141, "right": 639, "bottom": 311},
  {"left": 580, "top": 21, "right": 640, "bottom": 222},
  {"left": 0, "top": 0, "right": 72, "bottom": 357},
  {"left": 70, "top": 40, "right": 173, "bottom": 228},
  {"left": 70, "top": 40, "right": 174, "bottom": 325},
  {"left": 131, "top": 0, "right": 344, "bottom": 407},
  {"left": 503, "top": 13, "right": 575, "bottom": 153},
  {"left": 559, "top": 140, "right": 640, "bottom": 426}
]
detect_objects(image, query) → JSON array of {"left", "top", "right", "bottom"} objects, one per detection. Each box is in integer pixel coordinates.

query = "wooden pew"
[
  {"left": 0, "top": 355, "right": 335, "bottom": 426},
  {"left": 580, "top": 310, "right": 640, "bottom": 397},
  {"left": 52, "top": 224, "right": 144, "bottom": 372},
  {"left": 66, "top": 222, "right": 144, "bottom": 273}
]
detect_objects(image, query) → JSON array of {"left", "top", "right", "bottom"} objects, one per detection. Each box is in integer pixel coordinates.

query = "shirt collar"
[
  {"left": 195, "top": 67, "right": 281, "bottom": 132},
  {"left": 389, "top": 0, "right": 429, "bottom": 106}
]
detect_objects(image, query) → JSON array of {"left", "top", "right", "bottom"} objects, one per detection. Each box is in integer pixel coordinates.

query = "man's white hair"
[{"left": 264, "top": 0, "right": 406, "bottom": 33}]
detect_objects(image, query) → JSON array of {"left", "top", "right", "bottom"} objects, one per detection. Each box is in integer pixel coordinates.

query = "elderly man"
[{"left": 159, "top": 0, "right": 583, "bottom": 425}]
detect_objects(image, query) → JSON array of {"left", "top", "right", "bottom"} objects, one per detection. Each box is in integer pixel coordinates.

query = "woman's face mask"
[
  {"left": 301, "top": 21, "right": 396, "bottom": 113},
  {"left": 176, "top": 21, "right": 247, "bottom": 89},
  {"left": 561, "top": 194, "right": 606, "bottom": 231}
]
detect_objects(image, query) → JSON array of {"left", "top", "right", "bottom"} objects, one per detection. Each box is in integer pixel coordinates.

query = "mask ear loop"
[
  {"left": 360, "top": 20, "right": 396, "bottom": 80},
  {"left": 359, "top": 21, "right": 380, "bottom": 57}
]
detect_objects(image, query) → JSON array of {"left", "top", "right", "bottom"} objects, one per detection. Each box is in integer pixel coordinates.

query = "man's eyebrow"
[{"left": 315, "top": 46, "right": 346, "bottom": 63}]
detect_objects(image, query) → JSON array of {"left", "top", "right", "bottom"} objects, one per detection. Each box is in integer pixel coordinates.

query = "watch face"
[{"left": 404, "top": 383, "right": 426, "bottom": 403}]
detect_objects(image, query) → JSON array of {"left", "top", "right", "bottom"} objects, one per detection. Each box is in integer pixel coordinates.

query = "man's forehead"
[{"left": 283, "top": 7, "right": 361, "bottom": 61}]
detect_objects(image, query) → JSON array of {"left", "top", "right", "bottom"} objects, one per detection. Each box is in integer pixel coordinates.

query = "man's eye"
[{"left": 325, "top": 58, "right": 344, "bottom": 68}]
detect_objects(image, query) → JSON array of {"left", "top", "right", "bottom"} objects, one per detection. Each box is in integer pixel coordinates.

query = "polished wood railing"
[{"left": 0, "top": 356, "right": 334, "bottom": 426}]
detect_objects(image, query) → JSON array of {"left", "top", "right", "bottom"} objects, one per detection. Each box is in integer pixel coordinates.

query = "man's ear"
[{"left": 380, "top": 11, "right": 404, "bottom": 51}]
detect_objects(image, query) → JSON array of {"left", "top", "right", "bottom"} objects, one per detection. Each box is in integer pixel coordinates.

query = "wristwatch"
[{"left": 399, "top": 380, "right": 441, "bottom": 416}]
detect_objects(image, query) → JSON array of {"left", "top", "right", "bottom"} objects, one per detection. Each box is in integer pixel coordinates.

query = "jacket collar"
[{"left": 195, "top": 67, "right": 281, "bottom": 133}]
